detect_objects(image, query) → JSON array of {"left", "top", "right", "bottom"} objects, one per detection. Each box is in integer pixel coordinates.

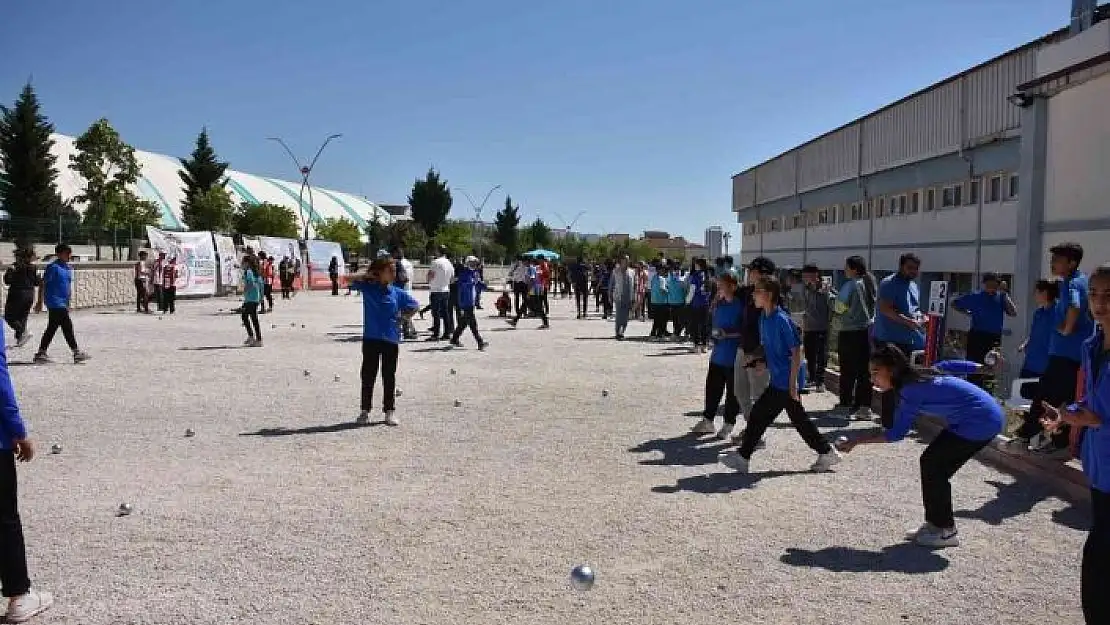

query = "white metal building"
[
  {"left": 704, "top": 226, "right": 724, "bottom": 260},
  {"left": 48, "top": 133, "right": 393, "bottom": 234}
]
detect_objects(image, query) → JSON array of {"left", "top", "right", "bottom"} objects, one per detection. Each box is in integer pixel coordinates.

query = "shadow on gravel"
[
  {"left": 408, "top": 345, "right": 455, "bottom": 352},
  {"left": 645, "top": 351, "right": 696, "bottom": 358},
  {"left": 956, "top": 479, "right": 1090, "bottom": 531},
  {"left": 629, "top": 433, "right": 730, "bottom": 467},
  {"left": 685, "top": 408, "right": 724, "bottom": 417},
  {"left": 651, "top": 470, "right": 807, "bottom": 494},
  {"left": 332, "top": 336, "right": 363, "bottom": 343},
  {"left": 779, "top": 544, "right": 949, "bottom": 574},
  {"left": 573, "top": 336, "right": 654, "bottom": 343},
  {"left": 178, "top": 345, "right": 246, "bottom": 351},
  {"left": 240, "top": 422, "right": 380, "bottom": 436}
]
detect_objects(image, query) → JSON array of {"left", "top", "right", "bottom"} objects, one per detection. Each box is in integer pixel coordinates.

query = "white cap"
[{"left": 465, "top": 255, "right": 478, "bottom": 265}]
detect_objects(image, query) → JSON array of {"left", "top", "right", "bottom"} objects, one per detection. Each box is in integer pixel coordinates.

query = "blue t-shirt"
[
  {"left": 689, "top": 271, "right": 711, "bottom": 308},
  {"left": 42, "top": 259, "right": 73, "bottom": 310},
  {"left": 1022, "top": 306, "right": 1054, "bottom": 375},
  {"left": 1078, "top": 328, "right": 1110, "bottom": 493},
  {"left": 709, "top": 298, "right": 744, "bottom": 367},
  {"left": 243, "top": 269, "right": 263, "bottom": 303},
  {"left": 1049, "top": 271, "right": 1095, "bottom": 363},
  {"left": 457, "top": 267, "right": 478, "bottom": 309},
  {"left": 954, "top": 290, "right": 1007, "bottom": 335},
  {"left": 0, "top": 329, "right": 27, "bottom": 451},
  {"left": 527, "top": 266, "right": 543, "bottom": 296},
  {"left": 874, "top": 273, "right": 924, "bottom": 348},
  {"left": 650, "top": 274, "right": 668, "bottom": 304},
  {"left": 349, "top": 281, "right": 419, "bottom": 344},
  {"left": 667, "top": 273, "right": 687, "bottom": 305},
  {"left": 758, "top": 307, "right": 801, "bottom": 391},
  {"left": 885, "top": 376, "right": 1004, "bottom": 443}
]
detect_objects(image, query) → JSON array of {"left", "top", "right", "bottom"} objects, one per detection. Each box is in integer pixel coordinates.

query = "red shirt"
[
  {"left": 262, "top": 260, "right": 275, "bottom": 285},
  {"left": 538, "top": 261, "right": 551, "bottom": 288},
  {"left": 162, "top": 263, "right": 178, "bottom": 289}
]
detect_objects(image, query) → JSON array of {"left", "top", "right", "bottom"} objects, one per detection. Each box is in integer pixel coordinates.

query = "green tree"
[
  {"left": 314, "top": 216, "right": 363, "bottom": 250},
  {"left": 105, "top": 189, "right": 161, "bottom": 258},
  {"left": 492, "top": 195, "right": 520, "bottom": 261},
  {"left": 433, "top": 220, "right": 473, "bottom": 259},
  {"left": 233, "top": 201, "right": 297, "bottom": 237},
  {"left": 408, "top": 167, "right": 452, "bottom": 237},
  {"left": 179, "top": 127, "right": 229, "bottom": 227},
  {"left": 525, "top": 218, "right": 552, "bottom": 250},
  {"left": 69, "top": 118, "right": 141, "bottom": 259},
  {"left": 0, "top": 82, "right": 63, "bottom": 245}
]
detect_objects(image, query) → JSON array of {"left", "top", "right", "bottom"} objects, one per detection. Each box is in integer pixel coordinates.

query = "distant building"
[
  {"left": 704, "top": 226, "right": 724, "bottom": 259},
  {"left": 379, "top": 204, "right": 412, "bottom": 221},
  {"left": 641, "top": 231, "right": 709, "bottom": 261}
]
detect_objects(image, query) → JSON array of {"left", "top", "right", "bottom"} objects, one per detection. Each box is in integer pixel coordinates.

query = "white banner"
[
  {"left": 305, "top": 239, "right": 346, "bottom": 289},
  {"left": 256, "top": 236, "right": 302, "bottom": 266},
  {"left": 145, "top": 227, "right": 218, "bottom": 296},
  {"left": 241, "top": 236, "right": 261, "bottom": 254},
  {"left": 214, "top": 234, "right": 239, "bottom": 289}
]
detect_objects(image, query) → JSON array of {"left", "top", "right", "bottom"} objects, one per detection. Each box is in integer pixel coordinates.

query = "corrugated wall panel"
[
  {"left": 754, "top": 151, "right": 797, "bottom": 203},
  {"left": 862, "top": 81, "right": 961, "bottom": 174},
  {"left": 966, "top": 50, "right": 1036, "bottom": 140},
  {"left": 797, "top": 124, "right": 860, "bottom": 191},
  {"left": 732, "top": 171, "right": 755, "bottom": 210}
]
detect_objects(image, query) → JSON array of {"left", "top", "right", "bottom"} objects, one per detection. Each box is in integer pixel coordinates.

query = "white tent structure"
[{"left": 48, "top": 134, "right": 391, "bottom": 235}]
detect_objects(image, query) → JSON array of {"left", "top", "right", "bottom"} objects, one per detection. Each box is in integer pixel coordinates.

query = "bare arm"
[
  {"left": 879, "top": 299, "right": 919, "bottom": 329},
  {"left": 1059, "top": 307, "right": 1080, "bottom": 335},
  {"left": 789, "top": 345, "right": 802, "bottom": 399}
]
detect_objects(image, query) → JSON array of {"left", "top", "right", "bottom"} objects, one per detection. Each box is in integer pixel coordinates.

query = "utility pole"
[{"left": 460, "top": 185, "right": 501, "bottom": 261}]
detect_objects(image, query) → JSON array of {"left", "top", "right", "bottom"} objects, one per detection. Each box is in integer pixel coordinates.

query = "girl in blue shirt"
[
  {"left": 240, "top": 255, "right": 265, "bottom": 347},
  {"left": 648, "top": 264, "right": 670, "bottom": 340},
  {"left": 691, "top": 269, "right": 744, "bottom": 440},
  {"left": 838, "top": 343, "right": 1004, "bottom": 548},
  {"left": 686, "top": 258, "right": 712, "bottom": 353},
  {"left": 1040, "top": 263, "right": 1110, "bottom": 624},
  {"left": 719, "top": 277, "right": 840, "bottom": 474},
  {"left": 349, "top": 257, "right": 420, "bottom": 426}
]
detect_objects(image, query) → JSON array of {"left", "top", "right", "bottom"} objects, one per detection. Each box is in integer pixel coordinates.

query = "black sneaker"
[{"left": 477, "top": 342, "right": 488, "bottom": 351}]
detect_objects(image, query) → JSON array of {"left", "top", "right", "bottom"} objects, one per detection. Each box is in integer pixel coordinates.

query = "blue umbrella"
[{"left": 525, "top": 248, "right": 560, "bottom": 260}]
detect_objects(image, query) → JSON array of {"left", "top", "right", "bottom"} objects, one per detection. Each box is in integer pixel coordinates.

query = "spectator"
[
  {"left": 835, "top": 255, "right": 878, "bottom": 421},
  {"left": 874, "top": 253, "right": 925, "bottom": 428},
  {"left": 800, "top": 263, "right": 835, "bottom": 393},
  {"left": 952, "top": 272, "right": 1016, "bottom": 387}
]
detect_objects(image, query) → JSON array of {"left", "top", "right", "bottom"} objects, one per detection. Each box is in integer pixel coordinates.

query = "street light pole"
[
  {"left": 722, "top": 231, "right": 732, "bottom": 256},
  {"left": 460, "top": 184, "right": 501, "bottom": 261},
  {"left": 267, "top": 134, "right": 342, "bottom": 241}
]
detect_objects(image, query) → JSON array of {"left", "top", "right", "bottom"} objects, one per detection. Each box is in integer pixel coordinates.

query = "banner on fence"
[
  {"left": 257, "top": 236, "right": 304, "bottom": 288},
  {"left": 214, "top": 234, "right": 239, "bottom": 289},
  {"left": 145, "top": 227, "right": 218, "bottom": 296},
  {"left": 305, "top": 239, "right": 346, "bottom": 289}
]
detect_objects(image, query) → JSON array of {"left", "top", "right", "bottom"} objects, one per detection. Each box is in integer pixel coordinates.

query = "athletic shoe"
[
  {"left": 32, "top": 352, "right": 50, "bottom": 364},
  {"left": 810, "top": 449, "right": 842, "bottom": 472},
  {"left": 815, "top": 384, "right": 826, "bottom": 393},
  {"left": 384, "top": 411, "right": 399, "bottom": 426},
  {"left": 906, "top": 522, "right": 939, "bottom": 541},
  {"left": 1005, "top": 436, "right": 1031, "bottom": 451},
  {"left": 356, "top": 410, "right": 370, "bottom": 425},
  {"left": 718, "top": 451, "right": 750, "bottom": 473},
  {"left": 15, "top": 332, "right": 32, "bottom": 349},
  {"left": 691, "top": 418, "right": 716, "bottom": 435},
  {"left": 477, "top": 341, "right": 488, "bottom": 351},
  {"left": 914, "top": 527, "right": 960, "bottom": 548},
  {"left": 539, "top": 323, "right": 550, "bottom": 330},
  {"left": 243, "top": 337, "right": 254, "bottom": 346},
  {"left": 5, "top": 590, "right": 53, "bottom": 623},
  {"left": 715, "top": 422, "right": 735, "bottom": 441},
  {"left": 72, "top": 351, "right": 91, "bottom": 363},
  {"left": 853, "top": 407, "right": 874, "bottom": 422},
  {"left": 449, "top": 340, "right": 463, "bottom": 349},
  {"left": 250, "top": 339, "right": 263, "bottom": 348},
  {"left": 506, "top": 319, "right": 518, "bottom": 328}
]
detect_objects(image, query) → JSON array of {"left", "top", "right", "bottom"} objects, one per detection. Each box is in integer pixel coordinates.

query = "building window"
[
  {"left": 1007, "top": 174, "right": 1020, "bottom": 199},
  {"left": 967, "top": 179, "right": 980, "bottom": 206},
  {"left": 876, "top": 197, "right": 886, "bottom": 218},
  {"left": 941, "top": 186, "right": 956, "bottom": 208},
  {"left": 954, "top": 184, "right": 963, "bottom": 206},
  {"left": 893, "top": 194, "right": 906, "bottom": 214},
  {"left": 770, "top": 218, "right": 781, "bottom": 232},
  {"left": 910, "top": 191, "right": 920, "bottom": 214},
  {"left": 925, "top": 188, "right": 936, "bottom": 211},
  {"left": 743, "top": 223, "right": 757, "bottom": 236},
  {"left": 988, "top": 175, "right": 1002, "bottom": 203},
  {"left": 850, "top": 202, "right": 862, "bottom": 221},
  {"left": 818, "top": 208, "right": 829, "bottom": 224},
  {"left": 792, "top": 213, "right": 805, "bottom": 229}
]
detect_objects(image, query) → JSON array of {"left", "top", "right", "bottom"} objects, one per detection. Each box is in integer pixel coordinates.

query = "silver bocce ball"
[
  {"left": 395, "top": 389, "right": 403, "bottom": 397},
  {"left": 117, "top": 503, "right": 134, "bottom": 517},
  {"left": 184, "top": 429, "right": 196, "bottom": 438},
  {"left": 454, "top": 399, "right": 462, "bottom": 408},
  {"left": 570, "top": 564, "right": 595, "bottom": 591},
  {"left": 334, "top": 375, "right": 341, "bottom": 382},
  {"left": 834, "top": 435, "right": 849, "bottom": 450},
  {"left": 50, "top": 444, "right": 62, "bottom": 454},
  {"left": 602, "top": 389, "right": 609, "bottom": 397},
  {"left": 450, "top": 369, "right": 457, "bottom": 375},
  {"left": 304, "top": 370, "right": 311, "bottom": 377}
]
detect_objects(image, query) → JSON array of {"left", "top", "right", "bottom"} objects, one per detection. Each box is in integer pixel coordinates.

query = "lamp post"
[
  {"left": 460, "top": 184, "right": 501, "bottom": 261},
  {"left": 266, "top": 134, "right": 342, "bottom": 241},
  {"left": 722, "top": 231, "right": 732, "bottom": 257},
  {"left": 553, "top": 211, "right": 586, "bottom": 239}
]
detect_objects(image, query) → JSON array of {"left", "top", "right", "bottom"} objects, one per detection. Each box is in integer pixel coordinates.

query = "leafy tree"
[
  {"left": 492, "top": 195, "right": 521, "bottom": 260},
  {"left": 233, "top": 201, "right": 297, "bottom": 237},
  {"left": 524, "top": 218, "right": 552, "bottom": 250},
  {"left": 433, "top": 220, "right": 473, "bottom": 259},
  {"left": 179, "top": 127, "right": 228, "bottom": 223},
  {"left": 314, "top": 216, "right": 363, "bottom": 250},
  {"left": 0, "top": 82, "right": 63, "bottom": 245},
  {"left": 408, "top": 167, "right": 452, "bottom": 237},
  {"left": 69, "top": 118, "right": 140, "bottom": 259},
  {"left": 104, "top": 189, "right": 161, "bottom": 258}
]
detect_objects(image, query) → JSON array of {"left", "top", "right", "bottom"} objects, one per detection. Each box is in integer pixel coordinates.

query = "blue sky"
[{"left": 1, "top": 0, "right": 1071, "bottom": 243}]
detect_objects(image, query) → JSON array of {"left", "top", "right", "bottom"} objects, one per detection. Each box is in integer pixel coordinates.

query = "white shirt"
[
  {"left": 428, "top": 256, "right": 454, "bottom": 292},
  {"left": 399, "top": 258, "right": 415, "bottom": 291},
  {"left": 510, "top": 262, "right": 528, "bottom": 283}
]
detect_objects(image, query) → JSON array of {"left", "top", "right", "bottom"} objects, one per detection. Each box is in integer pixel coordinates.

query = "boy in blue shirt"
[
  {"left": 348, "top": 257, "right": 420, "bottom": 426},
  {"left": 952, "top": 272, "right": 1016, "bottom": 387},
  {"left": 450, "top": 256, "right": 488, "bottom": 351},
  {"left": 874, "top": 253, "right": 925, "bottom": 429},
  {"left": 0, "top": 329, "right": 54, "bottom": 621},
  {"left": 666, "top": 261, "right": 688, "bottom": 341},
  {"left": 32, "top": 245, "right": 90, "bottom": 364},
  {"left": 1009, "top": 280, "right": 1059, "bottom": 448},
  {"left": 691, "top": 269, "right": 744, "bottom": 440},
  {"left": 719, "top": 277, "right": 840, "bottom": 473},
  {"left": 1039, "top": 263, "right": 1110, "bottom": 621},
  {"left": 648, "top": 263, "right": 669, "bottom": 340}
]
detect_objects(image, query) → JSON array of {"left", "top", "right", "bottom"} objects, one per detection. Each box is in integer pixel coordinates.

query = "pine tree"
[
  {"left": 179, "top": 127, "right": 229, "bottom": 223},
  {"left": 0, "top": 82, "right": 62, "bottom": 245},
  {"left": 493, "top": 195, "right": 521, "bottom": 261},
  {"left": 408, "top": 167, "right": 452, "bottom": 237}
]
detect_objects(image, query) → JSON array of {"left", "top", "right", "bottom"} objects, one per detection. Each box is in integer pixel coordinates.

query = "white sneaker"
[
  {"left": 718, "top": 450, "right": 750, "bottom": 473},
  {"left": 810, "top": 448, "right": 842, "bottom": 472},
  {"left": 15, "top": 332, "right": 32, "bottom": 349},
  {"left": 690, "top": 418, "right": 716, "bottom": 434},
  {"left": 853, "top": 407, "right": 873, "bottom": 421},
  {"left": 715, "top": 423, "right": 735, "bottom": 441},
  {"left": 356, "top": 410, "right": 370, "bottom": 425},
  {"left": 384, "top": 411, "right": 399, "bottom": 426},
  {"left": 906, "top": 522, "right": 939, "bottom": 541},
  {"left": 6, "top": 590, "right": 54, "bottom": 623},
  {"left": 914, "top": 526, "right": 960, "bottom": 548}
]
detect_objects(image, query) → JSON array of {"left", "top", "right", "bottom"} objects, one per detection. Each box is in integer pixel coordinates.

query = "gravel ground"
[{"left": 7, "top": 292, "right": 1088, "bottom": 625}]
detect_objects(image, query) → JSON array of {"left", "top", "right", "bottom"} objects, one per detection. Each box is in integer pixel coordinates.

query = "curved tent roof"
[{"left": 47, "top": 134, "right": 391, "bottom": 234}]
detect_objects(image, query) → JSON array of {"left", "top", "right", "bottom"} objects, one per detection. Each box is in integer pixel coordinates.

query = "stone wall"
[{"left": 0, "top": 263, "right": 135, "bottom": 310}]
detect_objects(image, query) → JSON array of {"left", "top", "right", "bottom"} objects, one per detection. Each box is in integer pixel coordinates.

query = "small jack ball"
[
  {"left": 117, "top": 503, "right": 133, "bottom": 516},
  {"left": 570, "top": 564, "right": 595, "bottom": 591},
  {"left": 334, "top": 375, "right": 340, "bottom": 382}
]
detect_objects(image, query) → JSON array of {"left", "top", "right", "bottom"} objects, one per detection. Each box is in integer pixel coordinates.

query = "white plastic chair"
[{"left": 1004, "top": 377, "right": 1039, "bottom": 412}]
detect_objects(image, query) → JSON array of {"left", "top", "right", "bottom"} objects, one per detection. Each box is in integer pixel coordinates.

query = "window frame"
[
  {"left": 909, "top": 190, "right": 920, "bottom": 214},
  {"left": 1007, "top": 174, "right": 1020, "bottom": 200},
  {"left": 967, "top": 179, "right": 980, "bottom": 206},
  {"left": 988, "top": 175, "right": 1003, "bottom": 203},
  {"left": 925, "top": 188, "right": 936, "bottom": 211}
]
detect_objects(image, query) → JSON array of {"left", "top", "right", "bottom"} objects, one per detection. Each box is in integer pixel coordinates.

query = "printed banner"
[
  {"left": 145, "top": 227, "right": 218, "bottom": 296},
  {"left": 241, "top": 236, "right": 261, "bottom": 255},
  {"left": 214, "top": 234, "right": 239, "bottom": 289},
  {"left": 257, "top": 236, "right": 304, "bottom": 289},
  {"left": 305, "top": 239, "right": 346, "bottom": 289}
]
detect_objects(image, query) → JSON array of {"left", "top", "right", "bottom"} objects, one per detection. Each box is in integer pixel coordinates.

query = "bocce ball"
[
  {"left": 602, "top": 390, "right": 609, "bottom": 397},
  {"left": 50, "top": 444, "right": 62, "bottom": 454},
  {"left": 184, "top": 429, "right": 196, "bottom": 438},
  {"left": 454, "top": 400, "right": 462, "bottom": 408},
  {"left": 570, "top": 564, "right": 595, "bottom": 591},
  {"left": 117, "top": 503, "right": 133, "bottom": 516}
]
